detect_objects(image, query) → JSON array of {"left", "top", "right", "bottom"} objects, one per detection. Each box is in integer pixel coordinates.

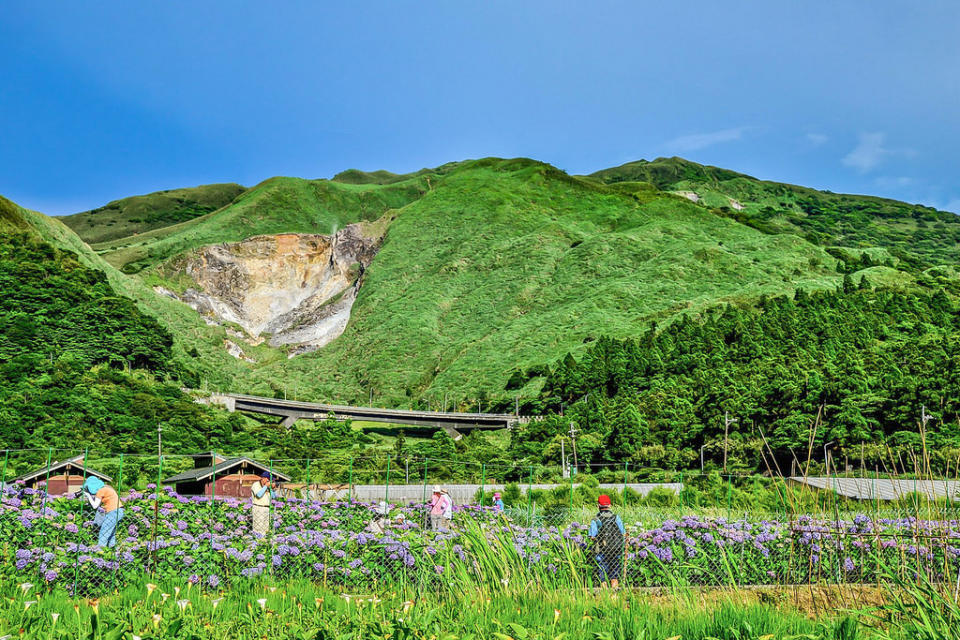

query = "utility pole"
[
  {"left": 722, "top": 412, "right": 738, "bottom": 473},
  {"left": 921, "top": 405, "right": 932, "bottom": 431},
  {"left": 700, "top": 443, "right": 708, "bottom": 472},
  {"left": 569, "top": 422, "right": 579, "bottom": 473}
]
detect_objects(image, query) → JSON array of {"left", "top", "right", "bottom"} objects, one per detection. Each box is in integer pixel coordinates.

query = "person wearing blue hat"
[{"left": 82, "top": 476, "right": 124, "bottom": 547}]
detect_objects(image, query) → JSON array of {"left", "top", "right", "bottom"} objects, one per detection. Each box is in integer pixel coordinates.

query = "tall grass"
[{"left": 0, "top": 576, "right": 869, "bottom": 640}]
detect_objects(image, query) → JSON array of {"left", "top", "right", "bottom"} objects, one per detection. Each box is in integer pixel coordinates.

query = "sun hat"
[
  {"left": 597, "top": 494, "right": 611, "bottom": 507},
  {"left": 440, "top": 488, "right": 449, "bottom": 495},
  {"left": 375, "top": 501, "right": 391, "bottom": 516},
  {"left": 82, "top": 477, "right": 104, "bottom": 495},
  {"left": 492, "top": 492, "right": 501, "bottom": 499},
  {"left": 432, "top": 485, "right": 442, "bottom": 493}
]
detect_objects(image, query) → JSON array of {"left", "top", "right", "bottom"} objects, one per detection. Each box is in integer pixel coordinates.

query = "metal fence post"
[
  {"left": 0, "top": 449, "right": 7, "bottom": 543},
  {"left": 480, "top": 463, "right": 486, "bottom": 506},
  {"left": 726, "top": 474, "right": 733, "bottom": 520},
  {"left": 385, "top": 456, "right": 391, "bottom": 504},
  {"left": 347, "top": 457, "right": 354, "bottom": 503},
  {"left": 35, "top": 448, "right": 54, "bottom": 586},
  {"left": 112, "top": 453, "right": 124, "bottom": 593},
  {"left": 72, "top": 448, "right": 88, "bottom": 594},
  {"left": 527, "top": 466, "right": 534, "bottom": 527},
  {"left": 306, "top": 458, "right": 311, "bottom": 499},
  {"left": 679, "top": 472, "right": 684, "bottom": 509},
  {"left": 269, "top": 459, "right": 275, "bottom": 575},
  {"left": 421, "top": 457, "right": 429, "bottom": 504},
  {"left": 623, "top": 461, "right": 628, "bottom": 494},
  {"left": 210, "top": 451, "right": 217, "bottom": 586},
  {"left": 150, "top": 453, "right": 163, "bottom": 576}
]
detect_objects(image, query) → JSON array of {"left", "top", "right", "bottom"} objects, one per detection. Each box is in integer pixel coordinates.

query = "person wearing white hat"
[{"left": 429, "top": 486, "right": 450, "bottom": 531}]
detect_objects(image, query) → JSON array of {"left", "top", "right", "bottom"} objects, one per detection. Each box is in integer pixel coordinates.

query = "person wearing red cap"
[{"left": 588, "top": 494, "right": 625, "bottom": 588}]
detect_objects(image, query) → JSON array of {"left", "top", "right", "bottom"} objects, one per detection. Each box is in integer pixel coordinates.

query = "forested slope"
[
  {"left": 0, "top": 196, "right": 248, "bottom": 458},
  {"left": 517, "top": 285, "right": 960, "bottom": 470}
]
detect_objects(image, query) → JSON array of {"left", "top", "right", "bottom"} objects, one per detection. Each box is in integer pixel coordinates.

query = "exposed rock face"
[{"left": 160, "top": 224, "right": 378, "bottom": 355}]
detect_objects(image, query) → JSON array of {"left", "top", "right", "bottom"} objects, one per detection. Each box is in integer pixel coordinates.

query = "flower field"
[{"left": 3, "top": 483, "right": 959, "bottom": 596}]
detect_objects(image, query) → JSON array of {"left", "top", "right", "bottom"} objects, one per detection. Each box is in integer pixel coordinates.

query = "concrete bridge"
[{"left": 209, "top": 393, "right": 522, "bottom": 439}]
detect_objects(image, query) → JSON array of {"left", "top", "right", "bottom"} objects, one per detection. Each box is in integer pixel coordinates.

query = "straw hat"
[
  {"left": 432, "top": 485, "right": 442, "bottom": 493},
  {"left": 440, "top": 488, "right": 449, "bottom": 495}
]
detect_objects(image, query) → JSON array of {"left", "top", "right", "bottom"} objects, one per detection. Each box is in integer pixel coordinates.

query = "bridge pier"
[
  {"left": 280, "top": 415, "right": 298, "bottom": 428},
  {"left": 442, "top": 424, "right": 463, "bottom": 441}
]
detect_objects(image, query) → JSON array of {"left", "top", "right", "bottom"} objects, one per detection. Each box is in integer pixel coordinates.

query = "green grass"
[
  {"left": 0, "top": 576, "right": 871, "bottom": 640},
  {"left": 96, "top": 174, "right": 431, "bottom": 272},
  {"left": 590, "top": 157, "right": 960, "bottom": 272},
  {"left": 62, "top": 183, "right": 246, "bottom": 245},
  {"left": 234, "top": 158, "right": 840, "bottom": 405}
]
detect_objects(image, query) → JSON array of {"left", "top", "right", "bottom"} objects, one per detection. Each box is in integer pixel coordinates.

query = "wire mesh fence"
[{"left": 2, "top": 448, "right": 960, "bottom": 596}]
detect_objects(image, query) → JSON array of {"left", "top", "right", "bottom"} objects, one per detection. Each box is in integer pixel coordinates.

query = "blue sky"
[{"left": 1, "top": 1, "right": 957, "bottom": 215}]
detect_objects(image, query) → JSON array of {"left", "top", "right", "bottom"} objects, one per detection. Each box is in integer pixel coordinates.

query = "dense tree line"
[{"left": 511, "top": 286, "right": 960, "bottom": 470}]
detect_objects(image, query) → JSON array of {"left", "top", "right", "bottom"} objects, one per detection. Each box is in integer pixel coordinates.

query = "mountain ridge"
[{"left": 6, "top": 155, "right": 957, "bottom": 410}]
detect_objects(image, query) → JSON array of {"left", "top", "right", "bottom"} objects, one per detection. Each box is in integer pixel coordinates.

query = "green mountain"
[
  {"left": 241, "top": 158, "right": 839, "bottom": 406},
  {"left": 94, "top": 174, "right": 432, "bottom": 273},
  {"left": 590, "top": 157, "right": 960, "bottom": 273},
  {"left": 4, "top": 155, "right": 958, "bottom": 470},
  {"left": 62, "top": 183, "right": 246, "bottom": 246}
]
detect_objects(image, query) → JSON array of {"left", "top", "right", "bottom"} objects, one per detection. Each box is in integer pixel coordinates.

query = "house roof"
[
  {"left": 14, "top": 455, "right": 112, "bottom": 484},
  {"left": 162, "top": 457, "right": 291, "bottom": 484},
  {"left": 789, "top": 476, "right": 960, "bottom": 501}
]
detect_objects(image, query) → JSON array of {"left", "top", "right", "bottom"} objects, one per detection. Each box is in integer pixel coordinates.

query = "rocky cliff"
[{"left": 157, "top": 224, "right": 379, "bottom": 356}]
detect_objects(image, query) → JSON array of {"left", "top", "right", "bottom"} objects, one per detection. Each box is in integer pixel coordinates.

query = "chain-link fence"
[{"left": 2, "top": 448, "right": 960, "bottom": 596}]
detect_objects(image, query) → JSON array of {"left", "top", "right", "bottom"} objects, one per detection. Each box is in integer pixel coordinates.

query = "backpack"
[{"left": 593, "top": 511, "right": 623, "bottom": 557}]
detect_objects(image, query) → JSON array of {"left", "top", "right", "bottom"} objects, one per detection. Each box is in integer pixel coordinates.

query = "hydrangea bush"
[{"left": 2, "top": 483, "right": 957, "bottom": 595}]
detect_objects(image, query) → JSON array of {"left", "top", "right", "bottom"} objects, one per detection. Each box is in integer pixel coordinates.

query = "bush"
[{"left": 643, "top": 487, "right": 679, "bottom": 508}]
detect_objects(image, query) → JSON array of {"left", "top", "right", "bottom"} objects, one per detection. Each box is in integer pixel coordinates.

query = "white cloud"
[
  {"left": 842, "top": 132, "right": 889, "bottom": 173},
  {"left": 663, "top": 127, "right": 750, "bottom": 153},
  {"left": 806, "top": 133, "right": 829, "bottom": 146},
  {"left": 874, "top": 175, "right": 915, "bottom": 189}
]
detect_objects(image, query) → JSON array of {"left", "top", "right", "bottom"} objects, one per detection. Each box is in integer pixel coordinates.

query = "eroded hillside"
[{"left": 156, "top": 223, "right": 380, "bottom": 356}]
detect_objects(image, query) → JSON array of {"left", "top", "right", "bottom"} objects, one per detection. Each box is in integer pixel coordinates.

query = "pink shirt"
[{"left": 430, "top": 494, "right": 449, "bottom": 516}]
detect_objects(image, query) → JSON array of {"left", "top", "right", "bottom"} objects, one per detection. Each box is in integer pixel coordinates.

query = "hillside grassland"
[
  {"left": 234, "top": 158, "right": 840, "bottom": 405},
  {"left": 95, "top": 174, "right": 433, "bottom": 272},
  {"left": 591, "top": 157, "right": 960, "bottom": 272},
  {"left": 62, "top": 182, "right": 246, "bottom": 245}
]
